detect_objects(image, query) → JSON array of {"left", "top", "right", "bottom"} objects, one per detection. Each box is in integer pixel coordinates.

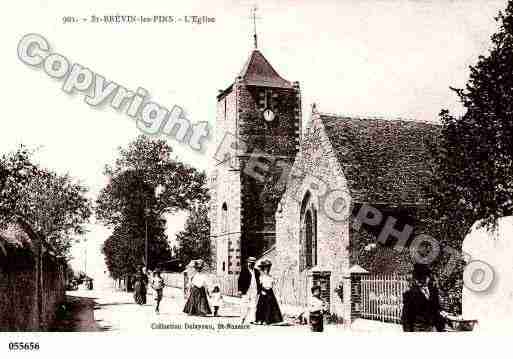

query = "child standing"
[
  {"left": 151, "top": 269, "right": 165, "bottom": 314},
  {"left": 309, "top": 285, "right": 327, "bottom": 332},
  {"left": 210, "top": 286, "right": 223, "bottom": 317}
]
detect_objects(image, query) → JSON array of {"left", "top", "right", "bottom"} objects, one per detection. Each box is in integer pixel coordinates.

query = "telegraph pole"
[
  {"left": 145, "top": 198, "right": 149, "bottom": 271},
  {"left": 83, "top": 242, "right": 87, "bottom": 274}
]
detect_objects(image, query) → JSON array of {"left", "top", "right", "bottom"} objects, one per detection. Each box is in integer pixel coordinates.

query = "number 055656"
[{"left": 8, "top": 342, "right": 39, "bottom": 351}]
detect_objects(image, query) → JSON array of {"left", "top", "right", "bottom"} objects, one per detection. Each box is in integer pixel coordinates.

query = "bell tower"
[{"left": 210, "top": 19, "right": 302, "bottom": 274}]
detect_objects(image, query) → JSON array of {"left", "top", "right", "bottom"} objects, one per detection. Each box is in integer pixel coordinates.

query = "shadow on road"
[
  {"left": 51, "top": 295, "right": 111, "bottom": 332},
  {"left": 96, "top": 301, "right": 136, "bottom": 308}
]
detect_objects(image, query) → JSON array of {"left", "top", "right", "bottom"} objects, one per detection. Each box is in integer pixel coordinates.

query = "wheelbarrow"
[{"left": 444, "top": 315, "right": 478, "bottom": 332}]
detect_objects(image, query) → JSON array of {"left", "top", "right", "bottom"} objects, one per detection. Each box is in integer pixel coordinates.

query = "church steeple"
[
  {"left": 212, "top": 23, "right": 302, "bottom": 273},
  {"left": 238, "top": 50, "right": 293, "bottom": 88}
]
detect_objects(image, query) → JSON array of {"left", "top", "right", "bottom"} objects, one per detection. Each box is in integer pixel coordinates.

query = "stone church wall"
[
  {"left": 275, "top": 113, "right": 352, "bottom": 321},
  {"left": 211, "top": 88, "right": 242, "bottom": 274}
]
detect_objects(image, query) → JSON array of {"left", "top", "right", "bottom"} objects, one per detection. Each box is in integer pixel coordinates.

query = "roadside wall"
[{"left": 0, "top": 223, "right": 66, "bottom": 331}]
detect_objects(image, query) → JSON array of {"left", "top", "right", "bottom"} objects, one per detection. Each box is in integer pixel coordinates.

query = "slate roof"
[
  {"left": 320, "top": 114, "right": 441, "bottom": 206},
  {"left": 238, "top": 50, "right": 293, "bottom": 89}
]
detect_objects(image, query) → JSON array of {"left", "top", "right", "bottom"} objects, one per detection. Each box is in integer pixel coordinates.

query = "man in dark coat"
[
  {"left": 238, "top": 257, "right": 261, "bottom": 294},
  {"left": 402, "top": 263, "right": 446, "bottom": 332},
  {"left": 237, "top": 257, "right": 261, "bottom": 323}
]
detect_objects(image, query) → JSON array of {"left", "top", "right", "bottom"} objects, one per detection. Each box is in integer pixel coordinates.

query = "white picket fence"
[{"left": 360, "top": 274, "right": 409, "bottom": 323}]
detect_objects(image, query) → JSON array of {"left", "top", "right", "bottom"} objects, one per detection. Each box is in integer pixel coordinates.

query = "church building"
[{"left": 209, "top": 41, "right": 440, "bottom": 321}]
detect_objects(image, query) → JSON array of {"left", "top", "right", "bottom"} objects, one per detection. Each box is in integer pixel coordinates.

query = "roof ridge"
[
  {"left": 318, "top": 111, "right": 439, "bottom": 125},
  {"left": 318, "top": 112, "right": 420, "bottom": 123}
]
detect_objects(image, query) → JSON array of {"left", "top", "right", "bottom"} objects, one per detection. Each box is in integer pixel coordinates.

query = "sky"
[{"left": 0, "top": 0, "right": 506, "bottom": 286}]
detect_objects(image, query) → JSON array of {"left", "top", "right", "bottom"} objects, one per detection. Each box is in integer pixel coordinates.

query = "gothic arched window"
[
  {"left": 305, "top": 210, "right": 313, "bottom": 268},
  {"left": 300, "top": 192, "right": 317, "bottom": 271}
]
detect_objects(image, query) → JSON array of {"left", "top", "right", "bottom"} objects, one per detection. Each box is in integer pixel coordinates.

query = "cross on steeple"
[{"left": 251, "top": 5, "right": 259, "bottom": 49}]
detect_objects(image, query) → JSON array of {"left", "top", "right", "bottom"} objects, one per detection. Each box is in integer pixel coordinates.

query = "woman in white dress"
[
  {"left": 255, "top": 260, "right": 283, "bottom": 325},
  {"left": 183, "top": 260, "right": 212, "bottom": 316}
]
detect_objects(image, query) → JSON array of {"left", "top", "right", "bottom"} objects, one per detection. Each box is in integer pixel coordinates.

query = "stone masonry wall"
[
  {"left": 212, "top": 88, "right": 242, "bottom": 274},
  {"left": 275, "top": 112, "right": 352, "bottom": 321},
  {"left": 237, "top": 82, "right": 301, "bottom": 260}
]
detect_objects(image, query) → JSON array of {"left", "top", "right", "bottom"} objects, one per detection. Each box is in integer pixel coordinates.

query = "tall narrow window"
[
  {"left": 221, "top": 202, "right": 228, "bottom": 233},
  {"left": 300, "top": 192, "right": 318, "bottom": 271},
  {"left": 313, "top": 208, "right": 318, "bottom": 266},
  {"left": 305, "top": 210, "right": 313, "bottom": 268}
]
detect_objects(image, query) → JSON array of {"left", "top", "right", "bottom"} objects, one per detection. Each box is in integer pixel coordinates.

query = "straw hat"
[{"left": 258, "top": 259, "right": 272, "bottom": 269}]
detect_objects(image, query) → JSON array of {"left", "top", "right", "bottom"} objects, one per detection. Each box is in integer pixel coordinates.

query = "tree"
[
  {"left": 0, "top": 147, "right": 92, "bottom": 258},
  {"left": 432, "top": 1, "right": 513, "bottom": 232},
  {"left": 0, "top": 146, "right": 39, "bottom": 221},
  {"left": 96, "top": 135, "right": 209, "bottom": 277},
  {"left": 424, "top": 2, "right": 513, "bottom": 313},
  {"left": 175, "top": 204, "right": 211, "bottom": 266},
  {"left": 102, "top": 215, "right": 172, "bottom": 279},
  {"left": 96, "top": 136, "right": 208, "bottom": 226}
]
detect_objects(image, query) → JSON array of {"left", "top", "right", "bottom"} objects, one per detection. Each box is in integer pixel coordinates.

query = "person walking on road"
[
  {"left": 401, "top": 263, "right": 447, "bottom": 332},
  {"left": 183, "top": 260, "right": 212, "bottom": 316},
  {"left": 308, "top": 285, "right": 328, "bottom": 332},
  {"left": 237, "top": 256, "right": 260, "bottom": 324},
  {"left": 133, "top": 266, "right": 148, "bottom": 305},
  {"left": 255, "top": 260, "right": 283, "bottom": 325},
  {"left": 151, "top": 269, "right": 165, "bottom": 314},
  {"left": 210, "top": 286, "right": 223, "bottom": 317}
]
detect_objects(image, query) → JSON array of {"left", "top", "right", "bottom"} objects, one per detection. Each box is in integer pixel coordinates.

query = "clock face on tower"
[{"left": 262, "top": 108, "right": 275, "bottom": 122}]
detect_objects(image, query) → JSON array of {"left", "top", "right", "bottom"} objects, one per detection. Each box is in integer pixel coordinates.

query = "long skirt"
[
  {"left": 183, "top": 286, "right": 212, "bottom": 316},
  {"left": 255, "top": 289, "right": 283, "bottom": 325},
  {"left": 134, "top": 281, "right": 147, "bottom": 305}
]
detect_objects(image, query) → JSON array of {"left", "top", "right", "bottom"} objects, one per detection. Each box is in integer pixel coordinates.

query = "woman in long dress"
[
  {"left": 255, "top": 260, "right": 283, "bottom": 325},
  {"left": 183, "top": 260, "right": 212, "bottom": 316},
  {"left": 133, "top": 266, "right": 148, "bottom": 305}
]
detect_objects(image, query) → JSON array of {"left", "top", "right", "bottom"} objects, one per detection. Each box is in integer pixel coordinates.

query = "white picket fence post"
[{"left": 359, "top": 274, "right": 409, "bottom": 323}]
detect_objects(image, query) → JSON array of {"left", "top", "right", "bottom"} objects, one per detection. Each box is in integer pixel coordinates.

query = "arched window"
[
  {"left": 221, "top": 202, "right": 228, "bottom": 233},
  {"left": 300, "top": 192, "right": 317, "bottom": 271},
  {"left": 305, "top": 210, "right": 313, "bottom": 268}
]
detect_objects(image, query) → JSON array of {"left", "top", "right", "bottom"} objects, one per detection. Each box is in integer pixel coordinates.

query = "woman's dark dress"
[
  {"left": 255, "top": 275, "right": 283, "bottom": 324},
  {"left": 183, "top": 274, "right": 211, "bottom": 316},
  {"left": 133, "top": 273, "right": 148, "bottom": 305}
]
